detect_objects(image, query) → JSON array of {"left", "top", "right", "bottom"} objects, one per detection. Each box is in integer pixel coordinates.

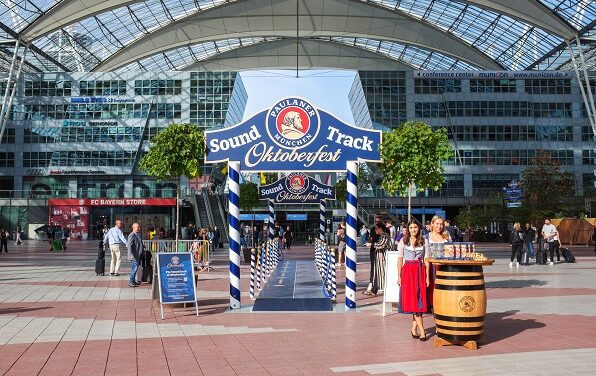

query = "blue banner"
[
  {"left": 287, "top": 213, "right": 308, "bottom": 221},
  {"left": 157, "top": 253, "right": 197, "bottom": 304},
  {"left": 205, "top": 97, "right": 382, "bottom": 172},
  {"left": 240, "top": 213, "right": 272, "bottom": 221},
  {"left": 259, "top": 172, "right": 335, "bottom": 203}
]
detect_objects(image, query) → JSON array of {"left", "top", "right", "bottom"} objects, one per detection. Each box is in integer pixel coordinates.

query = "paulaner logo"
[
  {"left": 286, "top": 172, "right": 309, "bottom": 194},
  {"left": 267, "top": 97, "right": 319, "bottom": 149}
]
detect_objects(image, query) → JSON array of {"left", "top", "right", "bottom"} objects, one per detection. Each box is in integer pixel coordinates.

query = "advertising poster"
[
  {"left": 48, "top": 205, "right": 89, "bottom": 240},
  {"left": 157, "top": 253, "right": 197, "bottom": 305}
]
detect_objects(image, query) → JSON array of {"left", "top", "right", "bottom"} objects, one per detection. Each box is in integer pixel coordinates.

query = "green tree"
[
  {"left": 519, "top": 150, "right": 575, "bottom": 221},
  {"left": 380, "top": 121, "right": 453, "bottom": 219},
  {"left": 239, "top": 182, "right": 259, "bottom": 212},
  {"left": 335, "top": 178, "right": 346, "bottom": 202},
  {"left": 139, "top": 123, "right": 205, "bottom": 241}
]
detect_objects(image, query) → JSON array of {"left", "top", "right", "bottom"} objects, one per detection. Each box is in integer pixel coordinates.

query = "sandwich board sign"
[
  {"left": 156, "top": 252, "right": 198, "bottom": 319},
  {"left": 382, "top": 251, "right": 400, "bottom": 316}
]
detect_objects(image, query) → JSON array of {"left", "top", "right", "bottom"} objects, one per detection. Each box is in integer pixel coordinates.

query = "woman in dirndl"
[
  {"left": 398, "top": 221, "right": 431, "bottom": 341},
  {"left": 425, "top": 215, "right": 451, "bottom": 308}
]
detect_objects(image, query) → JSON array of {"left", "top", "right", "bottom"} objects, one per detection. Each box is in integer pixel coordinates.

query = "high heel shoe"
[
  {"left": 419, "top": 333, "right": 428, "bottom": 341},
  {"left": 411, "top": 330, "right": 419, "bottom": 339}
]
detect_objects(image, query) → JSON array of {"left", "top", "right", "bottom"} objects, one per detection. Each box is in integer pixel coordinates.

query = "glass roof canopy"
[{"left": 0, "top": 0, "right": 594, "bottom": 73}]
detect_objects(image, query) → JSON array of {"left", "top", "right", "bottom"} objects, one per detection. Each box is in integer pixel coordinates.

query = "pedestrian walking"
[
  {"left": 127, "top": 223, "right": 143, "bottom": 288},
  {"left": 103, "top": 219, "right": 128, "bottom": 276},
  {"left": 524, "top": 223, "right": 536, "bottom": 259},
  {"left": 0, "top": 228, "right": 8, "bottom": 253},
  {"left": 284, "top": 225, "right": 293, "bottom": 251},
  {"left": 541, "top": 218, "right": 560, "bottom": 265},
  {"left": 15, "top": 225, "right": 22, "bottom": 245},
  {"left": 509, "top": 222, "right": 524, "bottom": 267},
  {"left": 362, "top": 224, "right": 389, "bottom": 296}
]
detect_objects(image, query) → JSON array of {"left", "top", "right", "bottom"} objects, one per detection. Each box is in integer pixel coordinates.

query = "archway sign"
[
  {"left": 259, "top": 172, "right": 336, "bottom": 243},
  {"left": 205, "top": 97, "right": 382, "bottom": 310}
]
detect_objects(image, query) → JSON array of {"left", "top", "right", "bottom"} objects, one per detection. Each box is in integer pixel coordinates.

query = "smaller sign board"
[
  {"left": 382, "top": 251, "right": 400, "bottom": 316},
  {"left": 156, "top": 252, "right": 198, "bottom": 319},
  {"left": 259, "top": 172, "right": 335, "bottom": 203},
  {"left": 507, "top": 202, "right": 522, "bottom": 208}
]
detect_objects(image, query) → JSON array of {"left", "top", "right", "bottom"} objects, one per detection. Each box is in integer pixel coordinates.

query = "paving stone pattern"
[{"left": 0, "top": 241, "right": 595, "bottom": 375}]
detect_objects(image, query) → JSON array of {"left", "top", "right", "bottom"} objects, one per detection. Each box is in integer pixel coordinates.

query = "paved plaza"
[{"left": 0, "top": 241, "right": 594, "bottom": 375}]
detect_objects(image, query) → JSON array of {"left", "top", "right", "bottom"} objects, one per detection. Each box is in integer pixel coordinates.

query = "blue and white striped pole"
[
  {"left": 345, "top": 161, "right": 358, "bottom": 309},
  {"left": 320, "top": 199, "right": 326, "bottom": 242},
  {"left": 228, "top": 161, "right": 241, "bottom": 309},
  {"left": 249, "top": 248, "right": 256, "bottom": 300},
  {"left": 268, "top": 199, "right": 275, "bottom": 241},
  {"left": 256, "top": 244, "right": 263, "bottom": 291},
  {"left": 330, "top": 246, "right": 337, "bottom": 301}
]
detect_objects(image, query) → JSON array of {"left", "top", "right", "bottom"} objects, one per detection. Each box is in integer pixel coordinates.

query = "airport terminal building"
[{"left": 0, "top": 0, "right": 595, "bottom": 238}]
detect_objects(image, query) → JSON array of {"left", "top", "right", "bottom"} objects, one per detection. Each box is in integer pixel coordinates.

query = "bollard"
[
  {"left": 256, "top": 244, "right": 263, "bottom": 291},
  {"left": 266, "top": 241, "right": 272, "bottom": 278},
  {"left": 326, "top": 245, "right": 333, "bottom": 291},
  {"left": 249, "top": 248, "right": 256, "bottom": 300},
  {"left": 330, "top": 246, "right": 337, "bottom": 301}
]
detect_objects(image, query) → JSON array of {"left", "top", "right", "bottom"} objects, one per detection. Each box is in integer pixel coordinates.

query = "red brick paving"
[{"left": 1, "top": 242, "right": 596, "bottom": 375}]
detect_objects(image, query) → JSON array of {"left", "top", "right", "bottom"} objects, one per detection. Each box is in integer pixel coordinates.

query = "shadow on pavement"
[
  {"left": 485, "top": 279, "right": 548, "bottom": 288},
  {"left": 481, "top": 310, "right": 546, "bottom": 344},
  {"left": 0, "top": 306, "right": 52, "bottom": 314}
]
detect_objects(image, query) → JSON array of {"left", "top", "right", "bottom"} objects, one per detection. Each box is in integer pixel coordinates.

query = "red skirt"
[{"left": 399, "top": 260, "right": 430, "bottom": 314}]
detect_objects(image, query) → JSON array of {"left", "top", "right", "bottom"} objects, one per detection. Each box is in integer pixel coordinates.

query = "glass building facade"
[{"left": 0, "top": 70, "right": 594, "bottom": 230}]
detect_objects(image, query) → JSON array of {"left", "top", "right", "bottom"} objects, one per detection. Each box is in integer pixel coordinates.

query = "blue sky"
[{"left": 238, "top": 69, "right": 360, "bottom": 124}]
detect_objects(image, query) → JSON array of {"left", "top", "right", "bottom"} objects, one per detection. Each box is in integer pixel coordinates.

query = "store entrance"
[{"left": 90, "top": 206, "right": 174, "bottom": 239}]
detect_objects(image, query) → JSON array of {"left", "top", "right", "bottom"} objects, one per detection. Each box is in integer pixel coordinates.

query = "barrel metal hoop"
[
  {"left": 434, "top": 314, "right": 485, "bottom": 322},
  {"left": 440, "top": 265, "right": 483, "bottom": 273},
  {"left": 435, "top": 275, "right": 484, "bottom": 280},
  {"left": 436, "top": 323, "right": 484, "bottom": 332},
  {"left": 437, "top": 333, "right": 482, "bottom": 342},
  {"left": 434, "top": 283, "right": 485, "bottom": 291}
]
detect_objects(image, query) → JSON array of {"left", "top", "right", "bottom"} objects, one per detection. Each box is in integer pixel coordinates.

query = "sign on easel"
[
  {"left": 156, "top": 252, "right": 198, "bottom": 319},
  {"left": 382, "top": 251, "right": 400, "bottom": 316}
]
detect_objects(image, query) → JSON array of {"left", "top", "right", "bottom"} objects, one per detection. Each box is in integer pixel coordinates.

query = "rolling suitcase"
[
  {"left": 561, "top": 247, "right": 575, "bottom": 263},
  {"left": 95, "top": 258, "right": 105, "bottom": 275}
]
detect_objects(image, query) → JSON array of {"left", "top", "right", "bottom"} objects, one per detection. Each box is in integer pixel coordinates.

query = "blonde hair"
[
  {"left": 430, "top": 215, "right": 450, "bottom": 240},
  {"left": 513, "top": 222, "right": 521, "bottom": 231}
]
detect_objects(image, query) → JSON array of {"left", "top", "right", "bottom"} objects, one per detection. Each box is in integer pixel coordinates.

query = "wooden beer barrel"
[{"left": 429, "top": 259, "right": 494, "bottom": 350}]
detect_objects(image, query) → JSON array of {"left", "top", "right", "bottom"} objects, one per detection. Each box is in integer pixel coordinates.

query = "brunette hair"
[{"left": 404, "top": 221, "right": 424, "bottom": 248}]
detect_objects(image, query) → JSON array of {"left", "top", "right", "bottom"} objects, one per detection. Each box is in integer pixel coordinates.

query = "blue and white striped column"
[
  {"left": 320, "top": 200, "right": 326, "bottom": 242},
  {"left": 249, "top": 248, "right": 256, "bottom": 300},
  {"left": 345, "top": 161, "right": 358, "bottom": 309},
  {"left": 268, "top": 199, "right": 275, "bottom": 241},
  {"left": 256, "top": 244, "right": 263, "bottom": 291},
  {"left": 330, "top": 246, "right": 337, "bottom": 301},
  {"left": 228, "top": 161, "right": 241, "bottom": 309}
]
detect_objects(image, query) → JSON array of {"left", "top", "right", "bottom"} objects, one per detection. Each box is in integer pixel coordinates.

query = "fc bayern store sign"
[
  {"left": 259, "top": 172, "right": 335, "bottom": 203},
  {"left": 205, "top": 97, "right": 382, "bottom": 171},
  {"left": 48, "top": 198, "right": 176, "bottom": 206}
]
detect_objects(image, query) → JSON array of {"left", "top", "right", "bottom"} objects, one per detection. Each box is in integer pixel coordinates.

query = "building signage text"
[
  {"left": 205, "top": 97, "right": 382, "bottom": 172},
  {"left": 259, "top": 172, "right": 335, "bottom": 203}
]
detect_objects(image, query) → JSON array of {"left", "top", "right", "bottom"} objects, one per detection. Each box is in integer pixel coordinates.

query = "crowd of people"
[
  {"left": 508, "top": 218, "right": 573, "bottom": 266},
  {"left": 236, "top": 223, "right": 294, "bottom": 251}
]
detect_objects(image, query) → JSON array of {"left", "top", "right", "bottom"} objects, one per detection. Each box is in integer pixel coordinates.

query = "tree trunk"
[
  {"left": 175, "top": 177, "right": 180, "bottom": 246},
  {"left": 407, "top": 181, "right": 412, "bottom": 222}
]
